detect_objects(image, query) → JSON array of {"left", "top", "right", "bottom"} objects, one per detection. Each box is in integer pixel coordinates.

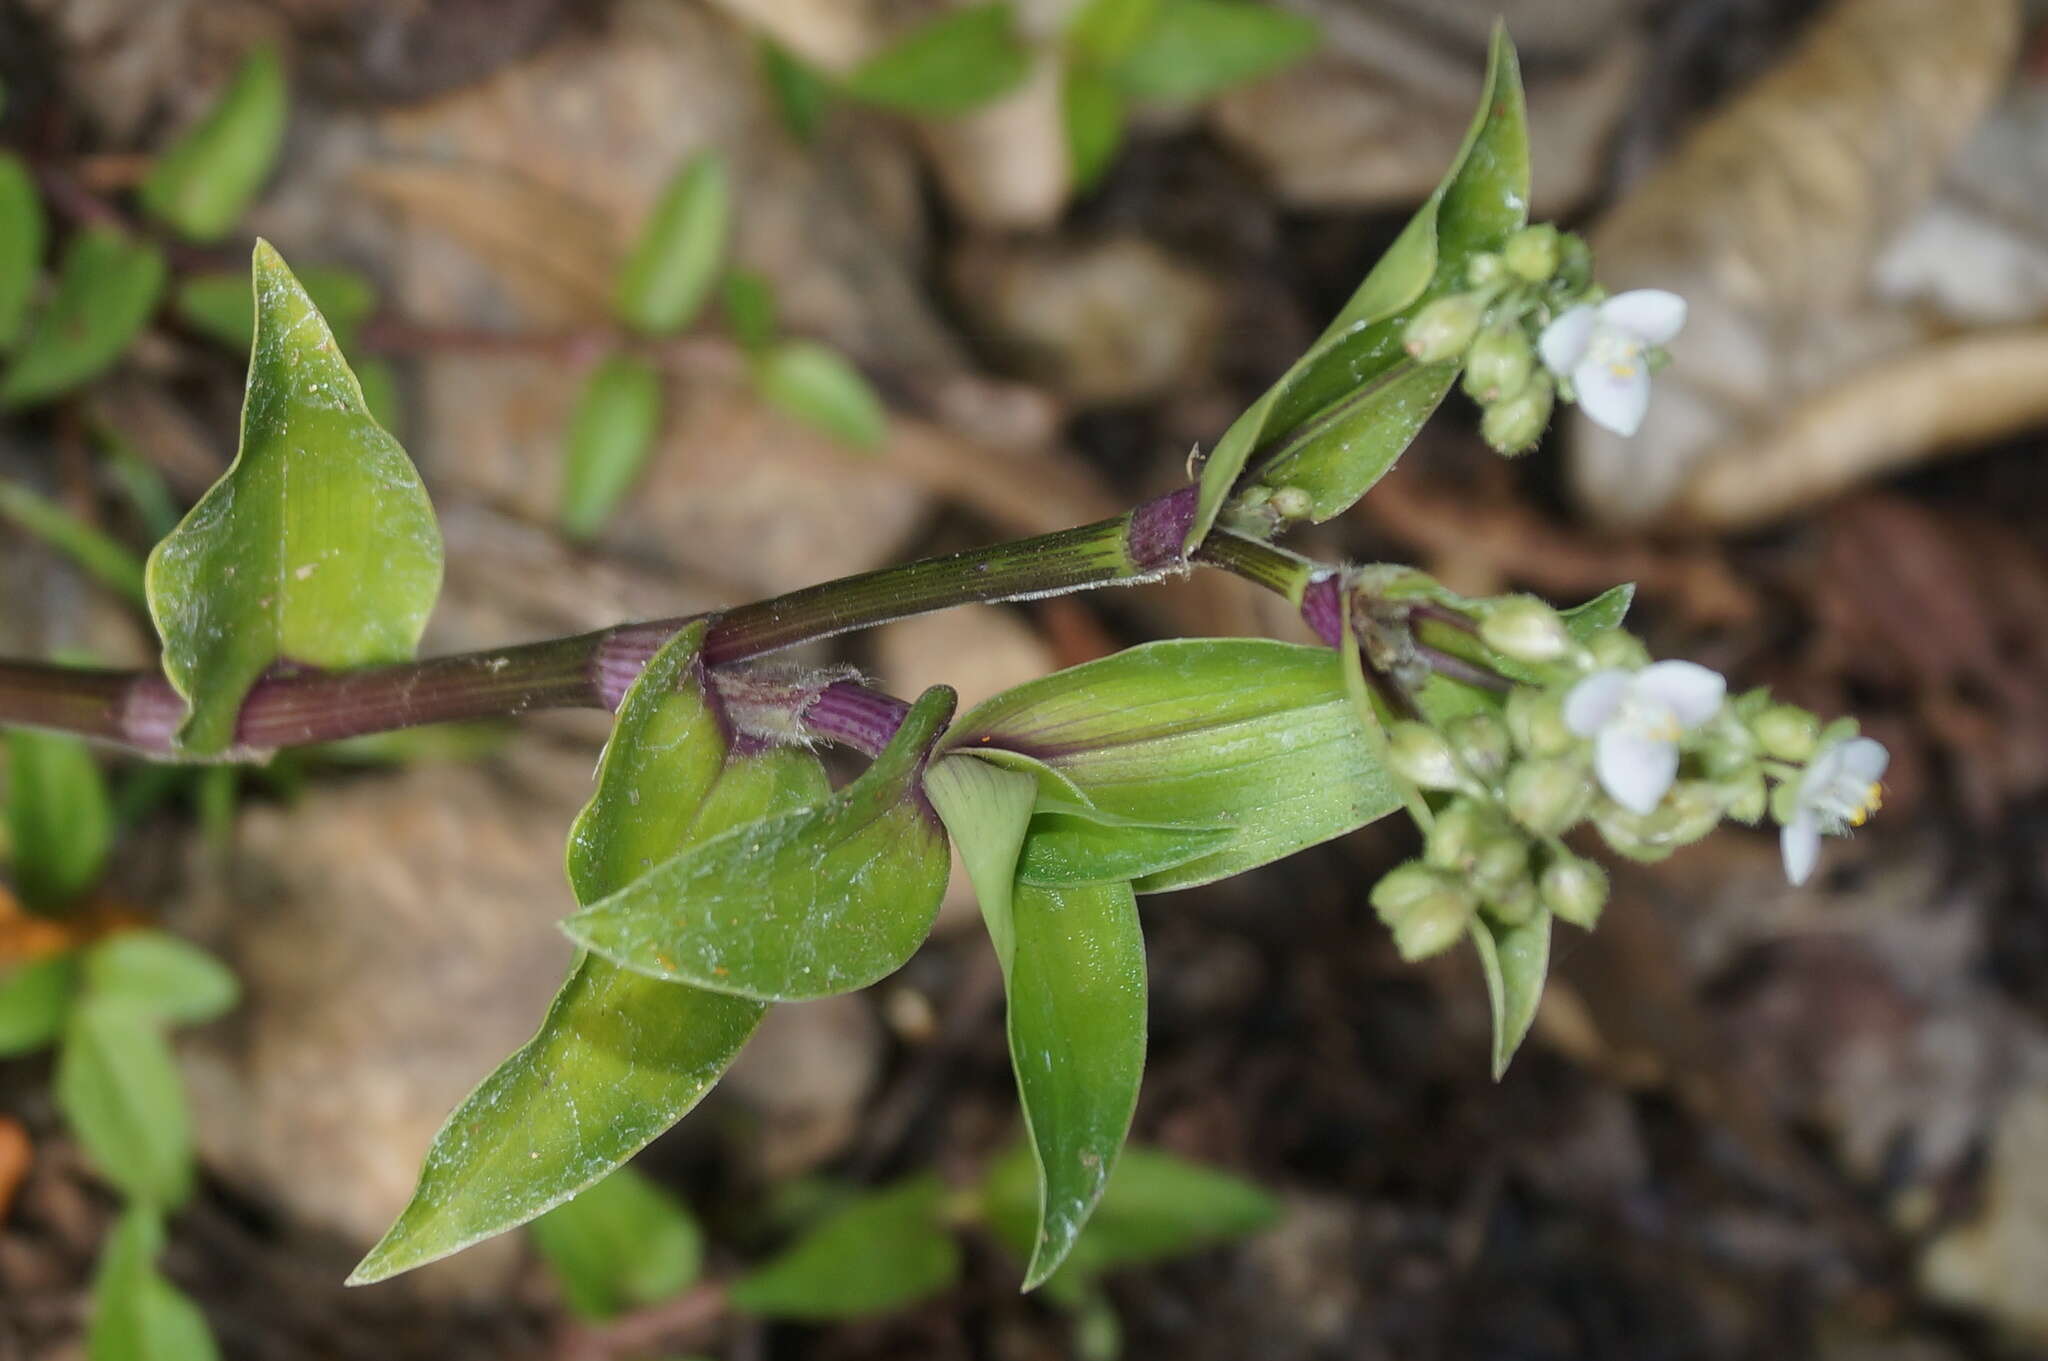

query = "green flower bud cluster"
[{"left": 1399, "top": 223, "right": 1600, "bottom": 457}]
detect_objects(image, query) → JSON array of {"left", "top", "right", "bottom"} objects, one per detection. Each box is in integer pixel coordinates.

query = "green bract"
[
  {"left": 1470, "top": 911, "right": 1551, "bottom": 1079},
  {"left": 948, "top": 639, "right": 1401, "bottom": 891},
  {"left": 562, "top": 686, "right": 955, "bottom": 1000},
  {"left": 138, "top": 46, "right": 288, "bottom": 242},
  {"left": 0, "top": 227, "right": 166, "bottom": 409},
  {"left": 145, "top": 242, "right": 443, "bottom": 755},
  {"left": 351, "top": 624, "right": 782, "bottom": 1283},
  {"left": 1186, "top": 26, "right": 1529, "bottom": 550}
]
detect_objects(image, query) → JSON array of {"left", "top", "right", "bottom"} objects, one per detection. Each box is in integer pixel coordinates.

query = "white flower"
[
  {"left": 1779, "top": 736, "right": 1889, "bottom": 887},
  {"left": 1562, "top": 661, "right": 1726, "bottom": 815},
  {"left": 1539, "top": 289, "right": 1688, "bottom": 437}
]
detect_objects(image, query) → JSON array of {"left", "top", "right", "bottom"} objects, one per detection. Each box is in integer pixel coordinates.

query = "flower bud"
[
  {"left": 1424, "top": 797, "right": 1494, "bottom": 870},
  {"left": 1471, "top": 828, "right": 1530, "bottom": 896},
  {"left": 1505, "top": 756, "right": 1593, "bottom": 836},
  {"left": 1387, "top": 721, "right": 1466, "bottom": 791},
  {"left": 1645, "top": 779, "right": 1725, "bottom": 847},
  {"left": 1551, "top": 234, "right": 1593, "bottom": 293},
  {"left": 1403, "top": 293, "right": 1485, "bottom": 363},
  {"left": 1584, "top": 629, "right": 1649, "bottom": 670},
  {"left": 1447, "top": 712, "right": 1512, "bottom": 783},
  {"left": 1466, "top": 251, "right": 1506, "bottom": 288},
  {"left": 1539, "top": 851, "right": 1608, "bottom": 930},
  {"left": 1484, "top": 873, "right": 1541, "bottom": 928},
  {"left": 1752, "top": 704, "right": 1820, "bottom": 762},
  {"left": 1480, "top": 373, "right": 1554, "bottom": 455},
  {"left": 1461, "top": 325, "right": 1533, "bottom": 404},
  {"left": 1368, "top": 860, "right": 1451, "bottom": 925},
  {"left": 1503, "top": 224, "right": 1562, "bottom": 283},
  {"left": 1718, "top": 769, "right": 1768, "bottom": 824},
  {"left": 1480, "top": 596, "right": 1571, "bottom": 665},
  {"left": 1268, "top": 485, "right": 1314, "bottom": 521},
  {"left": 1505, "top": 685, "right": 1575, "bottom": 757},
  {"left": 1392, "top": 888, "right": 1475, "bottom": 962}
]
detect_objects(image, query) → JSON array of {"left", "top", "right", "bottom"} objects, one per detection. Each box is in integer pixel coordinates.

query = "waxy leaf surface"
[
  {"left": 563, "top": 687, "right": 956, "bottom": 1000},
  {"left": 146, "top": 241, "right": 442, "bottom": 755},
  {"left": 351, "top": 624, "right": 801, "bottom": 1284}
]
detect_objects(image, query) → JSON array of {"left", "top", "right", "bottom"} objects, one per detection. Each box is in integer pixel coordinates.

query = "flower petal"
[
  {"left": 1563, "top": 669, "right": 1631, "bottom": 737},
  {"left": 1632, "top": 661, "right": 1727, "bottom": 728},
  {"left": 1598, "top": 289, "right": 1688, "bottom": 346},
  {"left": 1595, "top": 726, "right": 1678, "bottom": 815},
  {"left": 1836, "top": 736, "right": 1890, "bottom": 783},
  {"left": 1780, "top": 814, "right": 1822, "bottom": 887},
  {"left": 1573, "top": 355, "right": 1653, "bottom": 437},
  {"left": 1538, "top": 305, "right": 1599, "bottom": 377}
]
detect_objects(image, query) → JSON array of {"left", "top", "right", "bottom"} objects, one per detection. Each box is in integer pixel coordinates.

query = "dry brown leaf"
[
  {"left": 1568, "top": 0, "right": 2021, "bottom": 527},
  {"left": 0, "top": 1116, "right": 30, "bottom": 1224}
]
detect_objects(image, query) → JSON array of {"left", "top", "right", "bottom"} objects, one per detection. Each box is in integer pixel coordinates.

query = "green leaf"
[
  {"left": 925, "top": 754, "right": 1038, "bottom": 960},
  {"left": 558, "top": 353, "right": 664, "bottom": 541},
  {"left": 81, "top": 930, "right": 238, "bottom": 1027},
  {"left": 1066, "top": 0, "right": 1162, "bottom": 64},
  {"left": 1470, "top": 910, "right": 1550, "bottom": 1080},
  {"left": 1563, "top": 583, "right": 1634, "bottom": 637},
  {"left": 56, "top": 998, "right": 193, "bottom": 1207},
  {"left": 761, "top": 41, "right": 833, "bottom": 143},
  {"left": 1185, "top": 27, "right": 1526, "bottom": 550},
  {"left": 7, "top": 728, "right": 113, "bottom": 911},
  {"left": 844, "top": 3, "right": 1033, "bottom": 117},
  {"left": 1108, "top": 0, "right": 1317, "bottom": 104},
  {"left": 0, "top": 954, "right": 77, "bottom": 1057},
  {"left": 350, "top": 624, "right": 789, "bottom": 1284},
  {"left": 530, "top": 1166, "right": 704, "bottom": 1321},
  {"left": 722, "top": 270, "right": 778, "bottom": 352},
  {"left": 0, "top": 227, "right": 166, "bottom": 409},
  {"left": 0, "top": 151, "right": 44, "bottom": 349},
  {"left": 948, "top": 639, "right": 1401, "bottom": 891},
  {"left": 753, "top": 340, "right": 886, "bottom": 451},
  {"left": 137, "top": 46, "right": 288, "bottom": 242},
  {"left": 1062, "top": 66, "right": 1126, "bottom": 192},
  {"left": 616, "top": 154, "right": 730, "bottom": 336},
  {"left": 172, "top": 265, "right": 377, "bottom": 353},
  {"left": 145, "top": 241, "right": 443, "bottom": 755},
  {"left": 87, "top": 1207, "right": 221, "bottom": 1361},
  {"left": 0, "top": 480, "right": 146, "bottom": 608},
  {"left": 1015, "top": 799, "right": 1234, "bottom": 887},
  {"left": 982, "top": 1144, "right": 1279, "bottom": 1296},
  {"left": 563, "top": 686, "right": 956, "bottom": 1000},
  {"left": 1002, "top": 877, "right": 1147, "bottom": 1289},
  {"left": 728, "top": 1176, "right": 961, "bottom": 1319}
]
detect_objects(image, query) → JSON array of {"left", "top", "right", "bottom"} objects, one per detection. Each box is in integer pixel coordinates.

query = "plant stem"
[{"left": 0, "top": 488, "right": 1342, "bottom": 759}]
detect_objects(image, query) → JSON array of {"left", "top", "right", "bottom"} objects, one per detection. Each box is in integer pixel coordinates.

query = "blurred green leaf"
[
  {"left": 530, "top": 1166, "right": 704, "bottom": 1321},
  {"left": 82, "top": 930, "right": 238, "bottom": 1027},
  {"left": 616, "top": 154, "right": 730, "bottom": 336},
  {"left": 0, "top": 151, "right": 44, "bottom": 349},
  {"left": 559, "top": 353, "right": 664, "bottom": 541},
  {"left": 728, "top": 1176, "right": 961, "bottom": 1319},
  {"left": 983, "top": 1144, "right": 1278, "bottom": 1296},
  {"left": 7, "top": 728, "right": 113, "bottom": 911},
  {"left": 949, "top": 640, "right": 1400, "bottom": 891},
  {"left": 0, "top": 481, "right": 147, "bottom": 607},
  {"left": 844, "top": 3, "right": 1032, "bottom": 117},
  {"left": 0, "top": 954, "right": 77, "bottom": 1057},
  {"left": 98, "top": 436, "right": 182, "bottom": 543},
  {"left": 1062, "top": 67, "right": 1126, "bottom": 192},
  {"left": 352, "top": 624, "right": 786, "bottom": 1285},
  {"left": 1109, "top": 0, "right": 1316, "bottom": 104},
  {"left": 1187, "top": 27, "right": 1526, "bottom": 549},
  {"left": 564, "top": 686, "right": 956, "bottom": 1000},
  {"left": 1016, "top": 798, "right": 1233, "bottom": 887},
  {"left": 0, "top": 227, "right": 166, "bottom": 409},
  {"left": 56, "top": 998, "right": 193, "bottom": 1206},
  {"left": 761, "top": 40, "right": 833, "bottom": 143},
  {"left": 138, "top": 46, "right": 288, "bottom": 242},
  {"left": 721, "top": 270, "right": 777, "bottom": 352},
  {"left": 87, "top": 1207, "right": 220, "bottom": 1361},
  {"left": 172, "top": 265, "right": 377, "bottom": 353},
  {"left": 1066, "top": 0, "right": 1162, "bottom": 64},
  {"left": 1470, "top": 910, "right": 1550, "bottom": 1080},
  {"left": 145, "top": 241, "right": 442, "bottom": 756},
  {"left": 753, "top": 340, "right": 886, "bottom": 451}
]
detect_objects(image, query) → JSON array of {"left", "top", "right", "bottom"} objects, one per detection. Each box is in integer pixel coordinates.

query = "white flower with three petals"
[
  {"left": 1779, "top": 736, "right": 1889, "bottom": 886},
  {"left": 1563, "top": 661, "right": 1727, "bottom": 815},
  {"left": 1539, "top": 290, "right": 1688, "bottom": 437}
]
